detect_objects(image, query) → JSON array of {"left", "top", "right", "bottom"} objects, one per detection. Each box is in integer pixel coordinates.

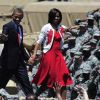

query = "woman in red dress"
[{"left": 28, "top": 8, "right": 73, "bottom": 100}]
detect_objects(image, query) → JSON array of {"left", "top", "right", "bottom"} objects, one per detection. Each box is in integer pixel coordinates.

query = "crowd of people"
[
  {"left": 29, "top": 8, "right": 100, "bottom": 100},
  {"left": 0, "top": 7, "right": 100, "bottom": 100}
]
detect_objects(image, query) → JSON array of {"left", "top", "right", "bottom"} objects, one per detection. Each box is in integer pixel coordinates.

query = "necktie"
[{"left": 17, "top": 26, "right": 22, "bottom": 45}]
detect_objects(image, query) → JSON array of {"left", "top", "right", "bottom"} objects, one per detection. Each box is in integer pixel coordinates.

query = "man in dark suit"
[{"left": 0, "top": 8, "right": 35, "bottom": 99}]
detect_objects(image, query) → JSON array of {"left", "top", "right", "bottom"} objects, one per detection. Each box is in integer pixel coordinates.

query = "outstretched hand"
[
  {"left": 53, "top": 82, "right": 63, "bottom": 100},
  {"left": 53, "top": 82, "right": 62, "bottom": 94},
  {"left": 0, "top": 33, "right": 8, "bottom": 42},
  {"left": 74, "top": 85, "right": 87, "bottom": 95}
]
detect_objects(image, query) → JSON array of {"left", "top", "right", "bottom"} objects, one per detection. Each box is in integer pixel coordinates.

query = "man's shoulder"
[{"left": 3, "top": 21, "right": 13, "bottom": 27}]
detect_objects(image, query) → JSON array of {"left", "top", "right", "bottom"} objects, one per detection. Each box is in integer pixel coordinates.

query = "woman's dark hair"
[{"left": 48, "top": 8, "right": 62, "bottom": 24}]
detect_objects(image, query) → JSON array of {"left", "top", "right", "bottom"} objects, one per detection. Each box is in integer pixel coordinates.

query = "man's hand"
[
  {"left": 28, "top": 55, "right": 36, "bottom": 65},
  {"left": 0, "top": 33, "right": 8, "bottom": 42}
]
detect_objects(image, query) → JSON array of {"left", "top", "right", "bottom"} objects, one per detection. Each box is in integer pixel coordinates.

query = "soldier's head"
[
  {"left": 74, "top": 52, "right": 83, "bottom": 62},
  {"left": 74, "top": 19, "right": 81, "bottom": 25},
  {"left": 89, "top": 39, "right": 97, "bottom": 50},
  {"left": 94, "top": 10, "right": 100, "bottom": 25},
  {"left": 70, "top": 48, "right": 76, "bottom": 58},
  {"left": 93, "top": 31, "right": 100, "bottom": 41},
  {"left": 67, "top": 37, "right": 76, "bottom": 49},
  {"left": 82, "top": 45, "right": 91, "bottom": 61},
  {"left": 79, "top": 23, "right": 87, "bottom": 34},
  {"left": 12, "top": 7, "right": 24, "bottom": 25},
  {"left": 87, "top": 15, "right": 94, "bottom": 27}
]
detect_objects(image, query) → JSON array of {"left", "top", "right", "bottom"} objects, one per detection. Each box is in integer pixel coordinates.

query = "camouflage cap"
[
  {"left": 94, "top": 11, "right": 100, "bottom": 18},
  {"left": 68, "top": 36, "right": 76, "bottom": 41},
  {"left": 74, "top": 51, "right": 82, "bottom": 58},
  {"left": 79, "top": 24, "right": 85, "bottom": 28},
  {"left": 82, "top": 45, "right": 91, "bottom": 51},
  {"left": 90, "top": 39, "right": 97, "bottom": 44},
  {"left": 87, "top": 15, "right": 94, "bottom": 20},
  {"left": 63, "top": 44, "right": 68, "bottom": 49},
  {"left": 74, "top": 18, "right": 81, "bottom": 25},
  {"left": 79, "top": 22, "right": 87, "bottom": 27},
  {"left": 70, "top": 48, "right": 77, "bottom": 53},
  {"left": 93, "top": 31, "right": 100, "bottom": 36}
]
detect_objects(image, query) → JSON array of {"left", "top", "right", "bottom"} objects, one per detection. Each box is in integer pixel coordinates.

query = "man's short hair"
[{"left": 12, "top": 7, "right": 23, "bottom": 15}]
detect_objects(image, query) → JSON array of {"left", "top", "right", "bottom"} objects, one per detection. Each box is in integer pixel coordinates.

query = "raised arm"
[{"left": 0, "top": 25, "right": 8, "bottom": 43}]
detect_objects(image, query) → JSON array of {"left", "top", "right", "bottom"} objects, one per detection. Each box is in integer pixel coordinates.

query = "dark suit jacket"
[{"left": 0, "top": 21, "right": 29, "bottom": 69}]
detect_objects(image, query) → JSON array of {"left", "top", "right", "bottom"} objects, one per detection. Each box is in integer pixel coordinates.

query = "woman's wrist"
[{"left": 56, "top": 94, "right": 61, "bottom": 98}]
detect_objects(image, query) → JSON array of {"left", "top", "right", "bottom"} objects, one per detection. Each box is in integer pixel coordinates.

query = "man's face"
[
  {"left": 79, "top": 26, "right": 87, "bottom": 33},
  {"left": 12, "top": 12, "right": 23, "bottom": 25},
  {"left": 87, "top": 19, "right": 94, "bottom": 26}
]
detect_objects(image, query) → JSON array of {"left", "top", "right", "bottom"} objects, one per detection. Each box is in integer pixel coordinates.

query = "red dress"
[{"left": 32, "top": 31, "right": 73, "bottom": 88}]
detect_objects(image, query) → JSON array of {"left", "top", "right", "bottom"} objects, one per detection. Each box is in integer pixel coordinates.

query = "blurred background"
[
  {"left": 0, "top": 0, "right": 100, "bottom": 99},
  {"left": 0, "top": 0, "right": 100, "bottom": 35},
  {"left": 0, "top": 0, "right": 100, "bottom": 57}
]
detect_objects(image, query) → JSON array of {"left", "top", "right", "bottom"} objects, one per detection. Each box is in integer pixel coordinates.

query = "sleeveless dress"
[{"left": 32, "top": 30, "right": 73, "bottom": 88}]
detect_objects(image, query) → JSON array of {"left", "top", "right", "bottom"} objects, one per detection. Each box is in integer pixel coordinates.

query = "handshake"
[{"left": 28, "top": 50, "right": 42, "bottom": 65}]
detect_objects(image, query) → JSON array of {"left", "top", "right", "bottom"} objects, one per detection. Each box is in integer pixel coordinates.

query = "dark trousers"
[{"left": 0, "top": 65, "right": 34, "bottom": 96}]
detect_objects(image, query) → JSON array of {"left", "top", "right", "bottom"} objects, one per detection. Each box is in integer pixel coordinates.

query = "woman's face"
[{"left": 52, "top": 12, "right": 61, "bottom": 26}]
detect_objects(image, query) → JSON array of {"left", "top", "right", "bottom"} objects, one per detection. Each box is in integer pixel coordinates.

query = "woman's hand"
[{"left": 28, "top": 55, "right": 36, "bottom": 65}]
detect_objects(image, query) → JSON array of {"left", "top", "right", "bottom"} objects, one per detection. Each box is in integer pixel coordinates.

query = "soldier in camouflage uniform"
[
  {"left": 87, "top": 15, "right": 99, "bottom": 35},
  {"left": 69, "top": 51, "right": 83, "bottom": 77},
  {"left": 74, "top": 23, "right": 93, "bottom": 52},
  {"left": 93, "top": 31, "right": 100, "bottom": 48}
]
